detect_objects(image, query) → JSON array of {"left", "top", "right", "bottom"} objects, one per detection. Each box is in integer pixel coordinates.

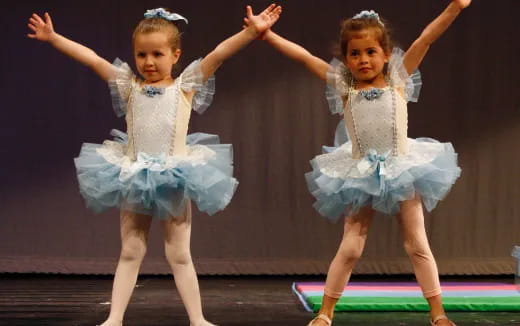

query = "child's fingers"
[
  {"left": 243, "top": 17, "right": 250, "bottom": 25},
  {"left": 29, "top": 17, "right": 40, "bottom": 26},
  {"left": 267, "top": 6, "right": 281, "bottom": 19},
  {"left": 32, "top": 13, "right": 45, "bottom": 25},
  {"left": 44, "top": 12, "right": 53, "bottom": 25},
  {"left": 246, "top": 5, "right": 253, "bottom": 18},
  {"left": 27, "top": 23, "right": 37, "bottom": 32},
  {"left": 261, "top": 3, "right": 276, "bottom": 16},
  {"left": 27, "top": 33, "right": 36, "bottom": 39}
]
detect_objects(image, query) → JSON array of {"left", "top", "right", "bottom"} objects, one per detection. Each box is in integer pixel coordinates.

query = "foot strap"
[
  {"left": 308, "top": 314, "right": 332, "bottom": 326},
  {"left": 431, "top": 315, "right": 456, "bottom": 326}
]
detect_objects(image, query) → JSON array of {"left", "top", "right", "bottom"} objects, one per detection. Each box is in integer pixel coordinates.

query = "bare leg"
[
  {"left": 309, "top": 206, "right": 374, "bottom": 326},
  {"left": 100, "top": 210, "right": 152, "bottom": 326},
  {"left": 162, "top": 202, "right": 216, "bottom": 326},
  {"left": 398, "top": 197, "right": 453, "bottom": 326}
]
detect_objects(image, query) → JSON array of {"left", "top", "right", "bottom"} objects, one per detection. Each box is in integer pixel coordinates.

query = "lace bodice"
[
  {"left": 325, "top": 48, "right": 422, "bottom": 159},
  {"left": 344, "top": 88, "right": 408, "bottom": 159},
  {"left": 108, "top": 59, "right": 215, "bottom": 160}
]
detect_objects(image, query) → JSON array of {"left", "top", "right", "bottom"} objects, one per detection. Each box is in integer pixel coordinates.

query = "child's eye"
[
  {"left": 136, "top": 52, "right": 145, "bottom": 58},
  {"left": 153, "top": 52, "right": 164, "bottom": 57},
  {"left": 368, "top": 49, "right": 376, "bottom": 55},
  {"left": 350, "top": 51, "right": 359, "bottom": 56}
]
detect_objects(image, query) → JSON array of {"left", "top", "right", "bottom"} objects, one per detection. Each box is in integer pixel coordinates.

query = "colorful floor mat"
[{"left": 293, "top": 282, "right": 520, "bottom": 312}]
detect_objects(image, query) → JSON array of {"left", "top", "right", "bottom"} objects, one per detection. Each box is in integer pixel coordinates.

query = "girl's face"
[
  {"left": 345, "top": 32, "right": 389, "bottom": 85},
  {"left": 134, "top": 31, "right": 180, "bottom": 84}
]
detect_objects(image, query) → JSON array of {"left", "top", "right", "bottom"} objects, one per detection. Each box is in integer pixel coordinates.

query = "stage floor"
[{"left": 1, "top": 275, "right": 519, "bottom": 325}]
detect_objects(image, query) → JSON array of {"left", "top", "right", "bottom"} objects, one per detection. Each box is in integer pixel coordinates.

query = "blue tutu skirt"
[
  {"left": 74, "top": 131, "right": 238, "bottom": 219},
  {"left": 305, "top": 138, "right": 461, "bottom": 221}
]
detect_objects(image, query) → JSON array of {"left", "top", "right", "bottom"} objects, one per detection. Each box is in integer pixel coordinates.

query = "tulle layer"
[
  {"left": 74, "top": 132, "right": 237, "bottom": 218},
  {"left": 306, "top": 138, "right": 461, "bottom": 220}
]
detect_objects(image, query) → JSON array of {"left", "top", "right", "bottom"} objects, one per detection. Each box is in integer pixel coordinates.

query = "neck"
[
  {"left": 143, "top": 76, "right": 174, "bottom": 87},
  {"left": 354, "top": 73, "right": 387, "bottom": 89}
]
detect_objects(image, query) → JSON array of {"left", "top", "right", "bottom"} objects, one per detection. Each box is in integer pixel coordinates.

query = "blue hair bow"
[
  {"left": 144, "top": 8, "right": 188, "bottom": 24},
  {"left": 353, "top": 10, "right": 384, "bottom": 26}
]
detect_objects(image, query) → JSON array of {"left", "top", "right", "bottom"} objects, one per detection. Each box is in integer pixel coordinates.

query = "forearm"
[
  {"left": 264, "top": 30, "right": 328, "bottom": 80},
  {"left": 265, "top": 30, "right": 310, "bottom": 64},
  {"left": 404, "top": 2, "right": 464, "bottom": 74},
  {"left": 418, "top": 2, "right": 462, "bottom": 46},
  {"left": 200, "top": 27, "right": 258, "bottom": 80},
  {"left": 48, "top": 33, "right": 112, "bottom": 80}
]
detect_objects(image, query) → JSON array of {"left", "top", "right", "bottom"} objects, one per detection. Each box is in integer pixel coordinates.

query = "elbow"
[{"left": 86, "top": 51, "right": 103, "bottom": 69}]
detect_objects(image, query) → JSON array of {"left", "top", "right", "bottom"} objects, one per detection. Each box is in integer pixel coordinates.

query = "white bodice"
[
  {"left": 126, "top": 82, "right": 191, "bottom": 157},
  {"left": 344, "top": 88, "right": 409, "bottom": 159},
  {"left": 325, "top": 48, "right": 422, "bottom": 160},
  {"left": 108, "top": 59, "right": 215, "bottom": 161}
]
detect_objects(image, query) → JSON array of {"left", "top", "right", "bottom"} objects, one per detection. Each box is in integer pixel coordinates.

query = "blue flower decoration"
[
  {"left": 142, "top": 85, "right": 165, "bottom": 98},
  {"left": 359, "top": 88, "right": 385, "bottom": 101}
]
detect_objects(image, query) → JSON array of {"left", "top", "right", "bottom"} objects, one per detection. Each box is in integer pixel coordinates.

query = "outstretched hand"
[
  {"left": 243, "top": 4, "right": 282, "bottom": 36},
  {"left": 27, "top": 12, "right": 55, "bottom": 42},
  {"left": 453, "top": 0, "right": 471, "bottom": 9}
]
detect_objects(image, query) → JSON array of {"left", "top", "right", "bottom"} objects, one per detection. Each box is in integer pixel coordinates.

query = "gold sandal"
[
  {"left": 430, "top": 315, "right": 456, "bottom": 326},
  {"left": 307, "top": 313, "right": 332, "bottom": 326}
]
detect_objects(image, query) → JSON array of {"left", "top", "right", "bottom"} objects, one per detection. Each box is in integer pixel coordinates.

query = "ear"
[
  {"left": 172, "top": 48, "right": 182, "bottom": 65},
  {"left": 383, "top": 49, "right": 390, "bottom": 63}
]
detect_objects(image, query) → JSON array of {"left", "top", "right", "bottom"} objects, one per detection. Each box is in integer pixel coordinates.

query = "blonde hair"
[{"left": 132, "top": 16, "right": 182, "bottom": 51}]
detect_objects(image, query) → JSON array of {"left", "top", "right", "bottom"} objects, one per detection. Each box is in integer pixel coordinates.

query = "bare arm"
[
  {"left": 403, "top": 0, "right": 471, "bottom": 74},
  {"left": 200, "top": 4, "right": 282, "bottom": 82},
  {"left": 27, "top": 12, "right": 113, "bottom": 81},
  {"left": 262, "top": 30, "right": 330, "bottom": 81}
]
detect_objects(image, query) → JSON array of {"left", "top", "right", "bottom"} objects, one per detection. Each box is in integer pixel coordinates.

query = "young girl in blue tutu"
[
  {"left": 247, "top": 1, "right": 471, "bottom": 325},
  {"left": 27, "top": 5, "right": 281, "bottom": 326}
]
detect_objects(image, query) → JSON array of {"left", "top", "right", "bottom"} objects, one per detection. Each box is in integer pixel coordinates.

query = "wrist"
[
  {"left": 450, "top": 1, "right": 464, "bottom": 12},
  {"left": 244, "top": 26, "right": 259, "bottom": 40},
  {"left": 262, "top": 29, "right": 274, "bottom": 41},
  {"left": 47, "top": 32, "right": 59, "bottom": 44}
]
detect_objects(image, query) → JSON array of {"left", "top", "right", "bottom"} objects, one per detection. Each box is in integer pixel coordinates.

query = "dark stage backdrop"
[{"left": 1, "top": 0, "right": 519, "bottom": 275}]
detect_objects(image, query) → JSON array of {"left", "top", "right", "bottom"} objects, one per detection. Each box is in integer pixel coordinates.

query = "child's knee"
[
  {"left": 165, "top": 247, "right": 192, "bottom": 267},
  {"left": 120, "top": 239, "right": 147, "bottom": 262},
  {"left": 337, "top": 238, "right": 365, "bottom": 262},
  {"left": 403, "top": 240, "right": 431, "bottom": 260}
]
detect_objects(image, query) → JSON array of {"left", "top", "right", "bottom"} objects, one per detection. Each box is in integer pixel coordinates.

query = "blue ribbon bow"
[
  {"left": 144, "top": 8, "right": 188, "bottom": 24},
  {"left": 353, "top": 10, "right": 384, "bottom": 26},
  {"left": 357, "top": 149, "right": 390, "bottom": 194}
]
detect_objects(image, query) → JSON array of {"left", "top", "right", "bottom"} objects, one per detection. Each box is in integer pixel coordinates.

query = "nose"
[
  {"left": 359, "top": 53, "right": 369, "bottom": 64},
  {"left": 144, "top": 55, "right": 153, "bottom": 66}
]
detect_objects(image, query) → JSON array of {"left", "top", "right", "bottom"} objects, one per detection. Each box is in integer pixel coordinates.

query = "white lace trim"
[
  {"left": 96, "top": 141, "right": 217, "bottom": 180},
  {"left": 314, "top": 139, "right": 446, "bottom": 179}
]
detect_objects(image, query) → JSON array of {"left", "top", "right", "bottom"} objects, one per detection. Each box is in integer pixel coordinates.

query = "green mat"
[{"left": 293, "top": 282, "right": 520, "bottom": 312}]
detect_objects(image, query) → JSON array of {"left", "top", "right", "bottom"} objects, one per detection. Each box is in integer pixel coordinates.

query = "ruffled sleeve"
[
  {"left": 325, "top": 58, "right": 352, "bottom": 115},
  {"left": 387, "top": 48, "right": 422, "bottom": 103},
  {"left": 108, "top": 58, "right": 136, "bottom": 117},
  {"left": 179, "top": 59, "right": 216, "bottom": 115}
]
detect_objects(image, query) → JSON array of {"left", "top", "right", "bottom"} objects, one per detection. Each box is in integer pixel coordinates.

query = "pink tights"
[{"left": 324, "top": 197, "right": 442, "bottom": 299}]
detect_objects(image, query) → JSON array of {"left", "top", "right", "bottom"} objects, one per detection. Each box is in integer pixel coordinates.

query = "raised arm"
[
  {"left": 199, "top": 4, "right": 282, "bottom": 82},
  {"left": 403, "top": 0, "right": 471, "bottom": 74},
  {"left": 262, "top": 30, "right": 330, "bottom": 81},
  {"left": 27, "top": 12, "right": 114, "bottom": 81}
]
